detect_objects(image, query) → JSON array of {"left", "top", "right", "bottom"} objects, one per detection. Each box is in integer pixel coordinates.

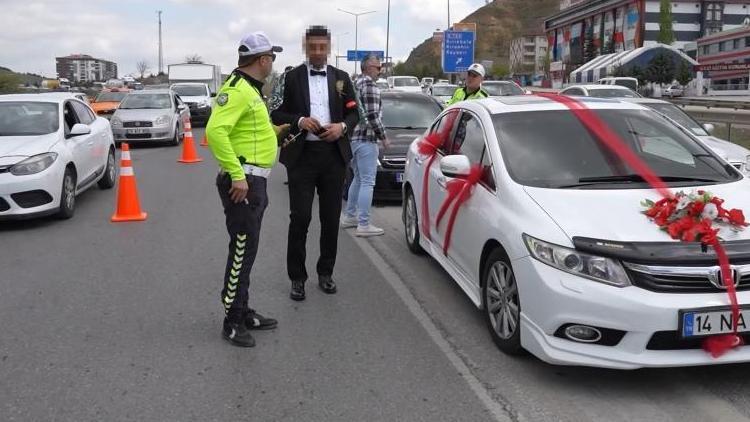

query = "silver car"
[
  {"left": 429, "top": 83, "right": 458, "bottom": 104},
  {"left": 110, "top": 89, "right": 190, "bottom": 146}
]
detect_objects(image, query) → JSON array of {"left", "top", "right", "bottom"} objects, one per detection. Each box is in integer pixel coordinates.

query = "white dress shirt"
[{"left": 305, "top": 64, "right": 332, "bottom": 141}]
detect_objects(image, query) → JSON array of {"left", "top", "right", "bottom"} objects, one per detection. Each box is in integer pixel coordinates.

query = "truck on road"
[{"left": 168, "top": 63, "right": 222, "bottom": 95}]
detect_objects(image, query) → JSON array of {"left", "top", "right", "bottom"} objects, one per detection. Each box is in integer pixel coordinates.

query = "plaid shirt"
[{"left": 352, "top": 75, "right": 386, "bottom": 143}]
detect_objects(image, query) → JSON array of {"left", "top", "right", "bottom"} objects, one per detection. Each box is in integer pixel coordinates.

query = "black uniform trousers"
[
  {"left": 286, "top": 141, "right": 346, "bottom": 283},
  {"left": 216, "top": 172, "right": 268, "bottom": 323}
]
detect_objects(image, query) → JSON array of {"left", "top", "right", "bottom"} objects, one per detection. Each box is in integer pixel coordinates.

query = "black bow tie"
[{"left": 310, "top": 69, "right": 327, "bottom": 77}]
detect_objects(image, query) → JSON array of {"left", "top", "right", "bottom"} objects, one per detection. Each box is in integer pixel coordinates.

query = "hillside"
[{"left": 396, "top": 0, "right": 559, "bottom": 78}]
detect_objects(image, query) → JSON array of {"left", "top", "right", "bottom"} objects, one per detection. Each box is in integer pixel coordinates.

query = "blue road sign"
[
  {"left": 347, "top": 50, "right": 385, "bottom": 62},
  {"left": 442, "top": 31, "right": 475, "bottom": 73}
]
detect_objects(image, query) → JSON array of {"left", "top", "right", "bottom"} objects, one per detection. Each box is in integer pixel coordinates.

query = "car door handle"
[{"left": 436, "top": 176, "right": 447, "bottom": 189}]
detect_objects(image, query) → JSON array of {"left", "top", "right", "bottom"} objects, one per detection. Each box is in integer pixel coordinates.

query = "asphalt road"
[{"left": 3, "top": 128, "right": 750, "bottom": 422}]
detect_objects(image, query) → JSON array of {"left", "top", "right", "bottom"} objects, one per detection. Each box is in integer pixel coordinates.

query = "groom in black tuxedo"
[{"left": 271, "top": 25, "right": 360, "bottom": 301}]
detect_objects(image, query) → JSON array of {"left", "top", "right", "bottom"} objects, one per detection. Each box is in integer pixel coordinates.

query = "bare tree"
[
  {"left": 136, "top": 60, "right": 150, "bottom": 79},
  {"left": 185, "top": 54, "right": 203, "bottom": 64}
]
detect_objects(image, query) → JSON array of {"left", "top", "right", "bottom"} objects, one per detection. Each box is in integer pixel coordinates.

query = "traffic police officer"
[
  {"left": 446, "top": 63, "right": 489, "bottom": 105},
  {"left": 206, "top": 32, "right": 287, "bottom": 347}
]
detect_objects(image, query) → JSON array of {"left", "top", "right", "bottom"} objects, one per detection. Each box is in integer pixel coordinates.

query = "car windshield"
[
  {"left": 492, "top": 109, "right": 739, "bottom": 189},
  {"left": 382, "top": 96, "right": 442, "bottom": 129},
  {"left": 645, "top": 103, "right": 709, "bottom": 136},
  {"left": 172, "top": 85, "right": 207, "bottom": 96},
  {"left": 589, "top": 88, "right": 639, "bottom": 98},
  {"left": 432, "top": 86, "right": 457, "bottom": 96},
  {"left": 0, "top": 102, "right": 59, "bottom": 136},
  {"left": 119, "top": 94, "right": 172, "bottom": 109},
  {"left": 393, "top": 78, "right": 420, "bottom": 87},
  {"left": 95, "top": 92, "right": 128, "bottom": 102},
  {"left": 483, "top": 82, "right": 524, "bottom": 96}
]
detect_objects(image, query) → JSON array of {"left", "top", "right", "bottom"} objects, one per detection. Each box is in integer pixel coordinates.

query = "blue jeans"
[{"left": 345, "top": 141, "right": 379, "bottom": 226}]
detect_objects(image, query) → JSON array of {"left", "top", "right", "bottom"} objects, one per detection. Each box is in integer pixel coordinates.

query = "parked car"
[
  {"left": 482, "top": 81, "right": 527, "bottom": 97},
  {"left": 429, "top": 83, "right": 459, "bottom": 104},
  {"left": 110, "top": 90, "right": 190, "bottom": 146},
  {"left": 39, "top": 91, "right": 91, "bottom": 105},
  {"left": 387, "top": 76, "right": 423, "bottom": 93},
  {"left": 402, "top": 96, "right": 750, "bottom": 368},
  {"left": 375, "top": 78, "right": 389, "bottom": 90},
  {"left": 90, "top": 88, "right": 131, "bottom": 119},
  {"left": 598, "top": 76, "right": 639, "bottom": 91},
  {"left": 0, "top": 94, "right": 116, "bottom": 219},
  {"left": 420, "top": 77, "right": 434, "bottom": 91},
  {"left": 559, "top": 84, "right": 640, "bottom": 98},
  {"left": 618, "top": 97, "right": 750, "bottom": 175},
  {"left": 170, "top": 82, "right": 212, "bottom": 125},
  {"left": 663, "top": 85, "right": 685, "bottom": 98}
]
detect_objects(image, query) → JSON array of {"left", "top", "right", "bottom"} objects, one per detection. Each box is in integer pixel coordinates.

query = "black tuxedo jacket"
[{"left": 271, "top": 64, "right": 360, "bottom": 168}]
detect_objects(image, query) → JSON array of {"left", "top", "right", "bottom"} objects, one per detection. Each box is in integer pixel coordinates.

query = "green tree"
[
  {"left": 646, "top": 53, "right": 675, "bottom": 85},
  {"left": 676, "top": 61, "right": 692, "bottom": 86},
  {"left": 657, "top": 0, "right": 675, "bottom": 45},
  {"left": 0, "top": 72, "right": 22, "bottom": 94}
]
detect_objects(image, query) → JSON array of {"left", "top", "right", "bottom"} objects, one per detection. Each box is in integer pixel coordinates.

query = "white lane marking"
[{"left": 351, "top": 235, "right": 514, "bottom": 422}]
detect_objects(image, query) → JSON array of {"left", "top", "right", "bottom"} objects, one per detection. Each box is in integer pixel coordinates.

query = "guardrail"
[{"left": 670, "top": 97, "right": 750, "bottom": 111}]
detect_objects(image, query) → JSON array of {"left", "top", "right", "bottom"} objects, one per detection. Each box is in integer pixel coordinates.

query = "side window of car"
[
  {"left": 433, "top": 110, "right": 460, "bottom": 155},
  {"left": 480, "top": 148, "right": 496, "bottom": 190},
  {"left": 63, "top": 102, "right": 80, "bottom": 134},
  {"left": 450, "top": 112, "right": 485, "bottom": 164},
  {"left": 565, "top": 88, "right": 582, "bottom": 96},
  {"left": 71, "top": 101, "right": 94, "bottom": 125}
]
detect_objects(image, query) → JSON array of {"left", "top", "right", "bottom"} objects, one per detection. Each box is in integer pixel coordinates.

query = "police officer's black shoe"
[
  {"left": 318, "top": 275, "right": 337, "bottom": 294},
  {"left": 290, "top": 280, "right": 306, "bottom": 301},
  {"left": 222, "top": 318, "right": 255, "bottom": 347},
  {"left": 245, "top": 309, "right": 278, "bottom": 330}
]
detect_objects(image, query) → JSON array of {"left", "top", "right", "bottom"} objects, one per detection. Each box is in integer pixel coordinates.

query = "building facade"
[
  {"left": 696, "top": 25, "right": 750, "bottom": 88},
  {"left": 545, "top": 0, "right": 750, "bottom": 69},
  {"left": 56, "top": 54, "right": 118, "bottom": 83},
  {"left": 509, "top": 35, "right": 549, "bottom": 75}
]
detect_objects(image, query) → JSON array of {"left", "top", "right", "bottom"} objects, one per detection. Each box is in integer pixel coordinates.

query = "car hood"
[
  {"left": 381, "top": 128, "right": 425, "bottom": 158},
  {"left": 179, "top": 96, "right": 209, "bottom": 103},
  {"left": 698, "top": 135, "right": 750, "bottom": 164},
  {"left": 114, "top": 108, "right": 172, "bottom": 121},
  {"left": 524, "top": 181, "right": 750, "bottom": 243},
  {"left": 0, "top": 132, "right": 60, "bottom": 163}
]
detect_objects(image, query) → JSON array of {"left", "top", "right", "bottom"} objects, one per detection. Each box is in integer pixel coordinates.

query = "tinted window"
[
  {"left": 0, "top": 102, "right": 59, "bottom": 136},
  {"left": 492, "top": 109, "right": 739, "bottom": 189},
  {"left": 645, "top": 103, "right": 709, "bottom": 136},
  {"left": 119, "top": 94, "right": 172, "bottom": 109},
  {"left": 71, "top": 101, "right": 94, "bottom": 124},
  {"left": 171, "top": 85, "right": 208, "bottom": 96},
  {"left": 381, "top": 96, "right": 442, "bottom": 129},
  {"left": 613, "top": 79, "right": 638, "bottom": 91},
  {"left": 451, "top": 112, "right": 485, "bottom": 164},
  {"left": 95, "top": 92, "right": 128, "bottom": 102},
  {"left": 63, "top": 103, "right": 79, "bottom": 133},
  {"left": 483, "top": 82, "right": 524, "bottom": 96},
  {"left": 588, "top": 88, "right": 638, "bottom": 98}
]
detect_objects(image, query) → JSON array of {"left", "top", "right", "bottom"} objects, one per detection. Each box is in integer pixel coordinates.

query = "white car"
[
  {"left": 0, "top": 94, "right": 116, "bottom": 219},
  {"left": 663, "top": 85, "right": 685, "bottom": 98},
  {"left": 402, "top": 96, "right": 750, "bottom": 369},
  {"left": 619, "top": 97, "right": 750, "bottom": 174},
  {"left": 387, "top": 76, "right": 423, "bottom": 93},
  {"left": 560, "top": 84, "right": 640, "bottom": 98}
]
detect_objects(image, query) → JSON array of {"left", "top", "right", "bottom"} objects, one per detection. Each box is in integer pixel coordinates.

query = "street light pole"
[
  {"left": 337, "top": 8, "right": 376, "bottom": 75},
  {"left": 447, "top": 0, "right": 451, "bottom": 29},
  {"left": 386, "top": 0, "right": 391, "bottom": 76}
]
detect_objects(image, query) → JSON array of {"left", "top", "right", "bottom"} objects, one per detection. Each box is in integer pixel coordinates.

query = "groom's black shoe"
[
  {"left": 318, "top": 275, "right": 337, "bottom": 294},
  {"left": 290, "top": 280, "right": 306, "bottom": 301}
]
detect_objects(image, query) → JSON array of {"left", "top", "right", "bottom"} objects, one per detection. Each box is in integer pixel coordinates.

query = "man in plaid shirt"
[{"left": 341, "top": 54, "right": 389, "bottom": 237}]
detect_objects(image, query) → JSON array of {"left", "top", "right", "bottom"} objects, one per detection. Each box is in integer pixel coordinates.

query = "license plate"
[
  {"left": 395, "top": 172, "right": 404, "bottom": 183},
  {"left": 127, "top": 128, "right": 145, "bottom": 134},
  {"left": 679, "top": 306, "right": 750, "bottom": 338}
]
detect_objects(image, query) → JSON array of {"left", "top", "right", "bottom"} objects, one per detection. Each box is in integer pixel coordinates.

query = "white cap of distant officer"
[{"left": 464, "top": 63, "right": 485, "bottom": 94}]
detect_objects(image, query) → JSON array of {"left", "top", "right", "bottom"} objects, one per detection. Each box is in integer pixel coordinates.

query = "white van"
[
  {"left": 387, "top": 76, "right": 422, "bottom": 93},
  {"left": 598, "top": 77, "right": 638, "bottom": 92}
]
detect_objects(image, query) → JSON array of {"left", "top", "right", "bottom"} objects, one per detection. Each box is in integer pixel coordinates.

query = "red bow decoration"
[
  {"left": 435, "top": 165, "right": 483, "bottom": 255},
  {"left": 539, "top": 93, "right": 744, "bottom": 358}
]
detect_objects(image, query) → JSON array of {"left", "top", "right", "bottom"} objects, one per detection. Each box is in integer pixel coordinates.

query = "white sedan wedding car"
[
  {"left": 0, "top": 94, "right": 116, "bottom": 219},
  {"left": 402, "top": 96, "right": 750, "bottom": 369}
]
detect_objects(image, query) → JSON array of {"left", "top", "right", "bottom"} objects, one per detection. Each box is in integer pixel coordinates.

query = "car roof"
[
  {"left": 459, "top": 95, "right": 650, "bottom": 115},
  {"left": 381, "top": 91, "right": 436, "bottom": 100},
  {"left": 565, "top": 84, "right": 632, "bottom": 90},
  {"left": 617, "top": 97, "right": 670, "bottom": 105},
  {"left": 0, "top": 94, "right": 68, "bottom": 103},
  {"left": 483, "top": 80, "right": 516, "bottom": 84}
]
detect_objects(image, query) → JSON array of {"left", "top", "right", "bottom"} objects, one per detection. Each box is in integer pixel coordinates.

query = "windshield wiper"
[{"left": 559, "top": 174, "right": 722, "bottom": 188}]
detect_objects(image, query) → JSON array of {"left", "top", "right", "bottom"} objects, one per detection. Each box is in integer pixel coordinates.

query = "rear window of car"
[
  {"left": 119, "top": 94, "right": 172, "bottom": 109},
  {"left": 432, "top": 86, "right": 457, "bottom": 96},
  {"left": 381, "top": 96, "right": 442, "bottom": 129},
  {"left": 0, "top": 102, "right": 59, "bottom": 136},
  {"left": 171, "top": 85, "right": 207, "bottom": 96}
]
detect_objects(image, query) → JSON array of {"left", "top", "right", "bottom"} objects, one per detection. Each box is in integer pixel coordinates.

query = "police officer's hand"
[
  {"left": 299, "top": 117, "right": 323, "bottom": 134},
  {"left": 319, "top": 123, "right": 343, "bottom": 142},
  {"left": 274, "top": 123, "right": 290, "bottom": 143},
  {"left": 229, "top": 179, "right": 249, "bottom": 204}
]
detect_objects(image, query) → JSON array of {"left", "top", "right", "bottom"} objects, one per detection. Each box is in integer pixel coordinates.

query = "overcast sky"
[{"left": 1, "top": 0, "right": 487, "bottom": 78}]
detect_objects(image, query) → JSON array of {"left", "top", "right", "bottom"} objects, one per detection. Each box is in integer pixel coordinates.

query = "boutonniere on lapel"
[{"left": 335, "top": 80, "right": 344, "bottom": 97}]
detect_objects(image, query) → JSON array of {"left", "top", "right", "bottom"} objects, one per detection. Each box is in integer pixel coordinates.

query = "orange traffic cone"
[
  {"left": 178, "top": 119, "right": 203, "bottom": 163},
  {"left": 111, "top": 143, "right": 148, "bottom": 222},
  {"left": 200, "top": 133, "right": 208, "bottom": 147}
]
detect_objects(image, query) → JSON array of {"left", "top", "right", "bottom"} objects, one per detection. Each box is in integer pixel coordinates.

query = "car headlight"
[
  {"left": 10, "top": 152, "right": 58, "bottom": 176},
  {"left": 110, "top": 116, "right": 122, "bottom": 127},
  {"left": 154, "top": 115, "right": 171, "bottom": 126},
  {"left": 523, "top": 234, "right": 631, "bottom": 287},
  {"left": 198, "top": 100, "right": 211, "bottom": 108}
]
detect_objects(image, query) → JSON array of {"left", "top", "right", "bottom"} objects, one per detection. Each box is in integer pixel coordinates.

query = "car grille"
[
  {"left": 380, "top": 156, "right": 406, "bottom": 169},
  {"left": 125, "top": 133, "right": 152, "bottom": 139},
  {"left": 11, "top": 190, "right": 53, "bottom": 208},
  {"left": 624, "top": 262, "right": 750, "bottom": 293},
  {"left": 0, "top": 197, "right": 10, "bottom": 211},
  {"left": 647, "top": 330, "right": 750, "bottom": 350},
  {"left": 123, "top": 121, "right": 153, "bottom": 128}
]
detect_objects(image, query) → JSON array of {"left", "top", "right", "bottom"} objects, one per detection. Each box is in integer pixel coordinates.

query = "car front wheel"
[
  {"left": 98, "top": 147, "right": 116, "bottom": 189},
  {"left": 404, "top": 188, "right": 424, "bottom": 254},
  {"left": 483, "top": 248, "right": 523, "bottom": 355},
  {"left": 56, "top": 168, "right": 76, "bottom": 219},
  {"left": 170, "top": 125, "right": 179, "bottom": 146}
]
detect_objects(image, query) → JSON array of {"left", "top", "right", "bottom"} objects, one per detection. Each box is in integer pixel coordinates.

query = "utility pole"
[
  {"left": 448, "top": 0, "right": 451, "bottom": 29},
  {"left": 386, "top": 0, "right": 391, "bottom": 76},
  {"left": 157, "top": 10, "right": 163, "bottom": 75},
  {"left": 337, "top": 8, "right": 376, "bottom": 75}
]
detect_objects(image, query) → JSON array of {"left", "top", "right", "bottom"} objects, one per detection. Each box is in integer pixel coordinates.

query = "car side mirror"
[
  {"left": 440, "top": 155, "right": 472, "bottom": 178},
  {"left": 68, "top": 123, "right": 91, "bottom": 137},
  {"left": 178, "top": 104, "right": 187, "bottom": 110},
  {"left": 704, "top": 123, "right": 715, "bottom": 134}
]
